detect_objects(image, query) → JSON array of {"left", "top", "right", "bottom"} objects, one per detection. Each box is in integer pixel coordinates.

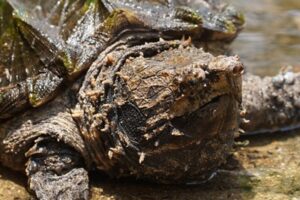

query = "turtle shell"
[{"left": 0, "top": 0, "right": 244, "bottom": 119}]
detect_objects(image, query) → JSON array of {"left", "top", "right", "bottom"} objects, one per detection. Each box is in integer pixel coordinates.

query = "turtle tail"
[{"left": 240, "top": 68, "right": 300, "bottom": 135}]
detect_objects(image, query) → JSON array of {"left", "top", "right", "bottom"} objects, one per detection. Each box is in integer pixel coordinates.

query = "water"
[{"left": 229, "top": 0, "right": 300, "bottom": 76}]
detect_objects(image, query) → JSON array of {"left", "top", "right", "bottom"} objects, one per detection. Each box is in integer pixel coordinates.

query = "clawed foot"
[
  {"left": 25, "top": 140, "right": 90, "bottom": 200},
  {"left": 28, "top": 168, "right": 89, "bottom": 200}
]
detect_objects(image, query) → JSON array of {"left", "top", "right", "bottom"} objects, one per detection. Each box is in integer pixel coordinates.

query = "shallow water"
[{"left": 229, "top": 0, "right": 300, "bottom": 76}]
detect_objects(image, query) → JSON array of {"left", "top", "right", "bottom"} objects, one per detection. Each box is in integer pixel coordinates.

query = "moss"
[
  {"left": 236, "top": 12, "right": 245, "bottom": 26},
  {"left": 103, "top": 9, "right": 142, "bottom": 35},
  {"left": 224, "top": 20, "right": 237, "bottom": 34},
  {"left": 29, "top": 92, "right": 40, "bottom": 107},
  {"left": 81, "top": 0, "right": 96, "bottom": 13},
  {"left": 59, "top": 52, "right": 75, "bottom": 74},
  {"left": 175, "top": 7, "right": 203, "bottom": 25}
]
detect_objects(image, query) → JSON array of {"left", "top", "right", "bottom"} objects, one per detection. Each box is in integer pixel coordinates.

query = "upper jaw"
[{"left": 169, "top": 55, "right": 243, "bottom": 119}]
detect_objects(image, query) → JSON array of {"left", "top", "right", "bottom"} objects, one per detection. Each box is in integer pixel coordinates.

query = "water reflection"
[{"left": 229, "top": 0, "right": 300, "bottom": 75}]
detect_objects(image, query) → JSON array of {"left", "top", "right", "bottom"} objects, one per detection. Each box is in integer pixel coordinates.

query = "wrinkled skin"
[
  {"left": 0, "top": 0, "right": 300, "bottom": 200},
  {"left": 241, "top": 70, "right": 300, "bottom": 134},
  {"left": 75, "top": 41, "right": 243, "bottom": 183}
]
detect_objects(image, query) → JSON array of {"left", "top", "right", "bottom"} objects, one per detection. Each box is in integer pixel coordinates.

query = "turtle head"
[{"left": 80, "top": 42, "right": 243, "bottom": 183}]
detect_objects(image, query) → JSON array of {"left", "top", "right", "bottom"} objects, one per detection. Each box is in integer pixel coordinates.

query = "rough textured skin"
[
  {"left": 75, "top": 40, "right": 242, "bottom": 183},
  {"left": 0, "top": 88, "right": 89, "bottom": 171},
  {"left": 0, "top": 81, "right": 91, "bottom": 199},
  {"left": 28, "top": 168, "right": 89, "bottom": 200},
  {"left": 241, "top": 70, "right": 300, "bottom": 134},
  {"left": 0, "top": 0, "right": 299, "bottom": 200},
  {"left": 26, "top": 141, "right": 89, "bottom": 200}
]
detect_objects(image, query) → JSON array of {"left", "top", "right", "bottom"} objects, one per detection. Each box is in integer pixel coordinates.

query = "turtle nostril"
[{"left": 232, "top": 63, "right": 244, "bottom": 75}]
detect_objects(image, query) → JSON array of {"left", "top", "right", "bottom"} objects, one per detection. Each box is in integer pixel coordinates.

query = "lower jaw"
[
  {"left": 112, "top": 95, "right": 239, "bottom": 183},
  {"left": 122, "top": 127, "right": 236, "bottom": 184},
  {"left": 171, "top": 94, "right": 238, "bottom": 139}
]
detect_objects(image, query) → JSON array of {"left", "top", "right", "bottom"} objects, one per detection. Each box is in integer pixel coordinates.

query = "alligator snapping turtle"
[{"left": 0, "top": 0, "right": 300, "bottom": 199}]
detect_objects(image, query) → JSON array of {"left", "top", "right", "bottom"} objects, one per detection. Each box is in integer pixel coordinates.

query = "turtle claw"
[{"left": 25, "top": 140, "right": 89, "bottom": 200}]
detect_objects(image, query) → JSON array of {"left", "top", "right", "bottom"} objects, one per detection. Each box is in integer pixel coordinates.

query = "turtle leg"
[
  {"left": 0, "top": 69, "right": 63, "bottom": 119},
  {"left": 25, "top": 139, "right": 89, "bottom": 200}
]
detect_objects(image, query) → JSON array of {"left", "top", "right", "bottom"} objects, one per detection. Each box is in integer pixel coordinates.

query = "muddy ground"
[{"left": 1, "top": 130, "right": 300, "bottom": 200}]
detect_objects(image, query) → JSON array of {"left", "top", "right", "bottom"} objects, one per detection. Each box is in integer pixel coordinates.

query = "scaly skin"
[
  {"left": 0, "top": 0, "right": 244, "bottom": 119},
  {"left": 0, "top": 41, "right": 242, "bottom": 199},
  {"left": 26, "top": 141, "right": 89, "bottom": 200},
  {"left": 241, "top": 71, "right": 300, "bottom": 135},
  {"left": 0, "top": 80, "right": 91, "bottom": 199},
  {"left": 0, "top": 41, "right": 299, "bottom": 199},
  {"left": 75, "top": 40, "right": 242, "bottom": 183}
]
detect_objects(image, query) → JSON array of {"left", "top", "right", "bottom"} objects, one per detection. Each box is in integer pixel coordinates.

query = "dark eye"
[{"left": 117, "top": 102, "right": 147, "bottom": 142}]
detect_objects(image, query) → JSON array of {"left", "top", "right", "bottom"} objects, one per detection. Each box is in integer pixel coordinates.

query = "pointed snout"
[
  {"left": 229, "top": 56, "right": 244, "bottom": 75},
  {"left": 208, "top": 55, "right": 244, "bottom": 76},
  {"left": 170, "top": 55, "right": 243, "bottom": 118}
]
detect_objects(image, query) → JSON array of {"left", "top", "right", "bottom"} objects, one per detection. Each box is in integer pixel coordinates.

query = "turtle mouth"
[
  {"left": 198, "top": 94, "right": 226, "bottom": 111},
  {"left": 139, "top": 93, "right": 237, "bottom": 160},
  {"left": 169, "top": 68, "right": 242, "bottom": 119},
  {"left": 169, "top": 87, "right": 232, "bottom": 119},
  {"left": 171, "top": 94, "right": 229, "bottom": 127},
  {"left": 169, "top": 93, "right": 237, "bottom": 140},
  {"left": 199, "top": 94, "right": 226, "bottom": 110},
  {"left": 118, "top": 93, "right": 238, "bottom": 184}
]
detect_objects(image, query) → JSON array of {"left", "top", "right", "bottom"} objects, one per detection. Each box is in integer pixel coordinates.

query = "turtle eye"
[{"left": 117, "top": 102, "right": 147, "bottom": 142}]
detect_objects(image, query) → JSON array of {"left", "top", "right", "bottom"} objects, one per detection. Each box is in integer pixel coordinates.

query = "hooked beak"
[{"left": 169, "top": 55, "right": 244, "bottom": 118}]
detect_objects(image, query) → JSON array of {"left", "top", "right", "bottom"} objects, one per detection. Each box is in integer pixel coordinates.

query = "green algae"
[{"left": 175, "top": 6, "right": 203, "bottom": 25}]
